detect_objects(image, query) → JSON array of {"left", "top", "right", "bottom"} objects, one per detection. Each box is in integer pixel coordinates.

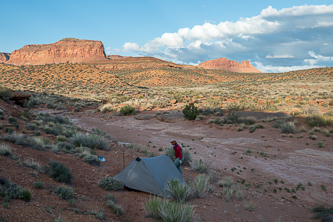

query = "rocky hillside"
[
  {"left": 198, "top": 57, "right": 262, "bottom": 73},
  {"left": 0, "top": 52, "right": 10, "bottom": 63},
  {"left": 6, "top": 38, "right": 107, "bottom": 65}
]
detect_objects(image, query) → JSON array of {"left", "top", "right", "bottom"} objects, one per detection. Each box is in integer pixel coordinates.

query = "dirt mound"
[
  {"left": 6, "top": 38, "right": 107, "bottom": 66},
  {"left": 198, "top": 57, "right": 262, "bottom": 73}
]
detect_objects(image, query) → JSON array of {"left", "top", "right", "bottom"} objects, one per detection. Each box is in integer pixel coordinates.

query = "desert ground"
[{"left": 0, "top": 59, "right": 332, "bottom": 222}]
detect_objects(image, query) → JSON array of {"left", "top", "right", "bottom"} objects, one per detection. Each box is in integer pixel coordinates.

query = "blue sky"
[{"left": 1, "top": 0, "right": 333, "bottom": 72}]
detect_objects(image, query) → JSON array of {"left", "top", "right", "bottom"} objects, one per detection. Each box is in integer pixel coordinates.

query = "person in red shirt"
[{"left": 171, "top": 140, "right": 184, "bottom": 174}]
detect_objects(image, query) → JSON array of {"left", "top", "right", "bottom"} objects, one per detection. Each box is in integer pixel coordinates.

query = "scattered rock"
[{"left": 170, "top": 99, "right": 177, "bottom": 104}]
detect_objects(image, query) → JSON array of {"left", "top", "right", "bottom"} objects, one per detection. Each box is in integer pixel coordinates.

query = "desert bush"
[
  {"left": 248, "top": 125, "right": 256, "bottom": 133},
  {"left": 33, "top": 181, "right": 44, "bottom": 189},
  {"left": 306, "top": 114, "right": 333, "bottom": 127},
  {"left": 120, "top": 105, "right": 135, "bottom": 116},
  {"left": 0, "top": 86, "right": 12, "bottom": 102},
  {"left": 0, "top": 177, "right": 22, "bottom": 200},
  {"left": 273, "top": 120, "right": 285, "bottom": 128},
  {"left": 280, "top": 122, "right": 295, "bottom": 133},
  {"left": 43, "top": 161, "right": 73, "bottom": 184},
  {"left": 159, "top": 201, "right": 194, "bottom": 222},
  {"left": 56, "top": 142, "right": 76, "bottom": 153},
  {"left": 99, "top": 177, "right": 124, "bottom": 191},
  {"left": 183, "top": 103, "right": 199, "bottom": 120},
  {"left": 98, "top": 104, "right": 114, "bottom": 113},
  {"left": 218, "top": 176, "right": 234, "bottom": 188},
  {"left": 8, "top": 117, "right": 18, "bottom": 124},
  {"left": 311, "top": 206, "right": 333, "bottom": 221},
  {"left": 144, "top": 196, "right": 165, "bottom": 219},
  {"left": 23, "top": 158, "right": 41, "bottom": 171},
  {"left": 53, "top": 186, "right": 74, "bottom": 200},
  {"left": 42, "top": 126, "right": 61, "bottom": 136},
  {"left": 83, "top": 155, "right": 101, "bottom": 166},
  {"left": 21, "top": 190, "right": 32, "bottom": 202},
  {"left": 26, "top": 137, "right": 46, "bottom": 151},
  {"left": 224, "top": 111, "right": 240, "bottom": 124},
  {"left": 191, "top": 174, "right": 209, "bottom": 198},
  {"left": 243, "top": 200, "right": 255, "bottom": 212},
  {"left": 164, "top": 178, "right": 192, "bottom": 203},
  {"left": 0, "top": 144, "right": 12, "bottom": 156},
  {"left": 106, "top": 200, "right": 123, "bottom": 216},
  {"left": 190, "top": 159, "right": 212, "bottom": 173},
  {"left": 71, "top": 133, "right": 109, "bottom": 150},
  {"left": 25, "top": 124, "right": 36, "bottom": 131},
  {"left": 317, "top": 142, "right": 324, "bottom": 148}
]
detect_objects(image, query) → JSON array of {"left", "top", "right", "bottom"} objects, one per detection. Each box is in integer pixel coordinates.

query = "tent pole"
[{"left": 123, "top": 151, "right": 125, "bottom": 170}]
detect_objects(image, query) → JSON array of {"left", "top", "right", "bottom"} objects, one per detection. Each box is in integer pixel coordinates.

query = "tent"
[{"left": 114, "top": 155, "right": 186, "bottom": 196}]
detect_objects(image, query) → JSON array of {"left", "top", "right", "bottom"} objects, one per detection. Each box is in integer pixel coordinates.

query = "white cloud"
[
  {"left": 266, "top": 55, "right": 295, "bottom": 59},
  {"left": 105, "top": 47, "right": 111, "bottom": 50},
  {"left": 123, "top": 42, "right": 140, "bottom": 51},
  {"left": 119, "top": 4, "right": 333, "bottom": 72},
  {"left": 254, "top": 62, "right": 320, "bottom": 73}
]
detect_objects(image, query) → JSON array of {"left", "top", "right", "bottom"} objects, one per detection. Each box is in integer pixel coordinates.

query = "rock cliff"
[
  {"left": 6, "top": 38, "right": 107, "bottom": 65},
  {"left": 0, "top": 52, "right": 10, "bottom": 63},
  {"left": 198, "top": 57, "right": 262, "bottom": 73}
]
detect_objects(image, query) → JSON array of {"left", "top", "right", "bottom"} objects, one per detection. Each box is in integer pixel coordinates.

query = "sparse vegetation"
[
  {"left": 98, "top": 177, "right": 124, "bottom": 191},
  {"left": 164, "top": 178, "right": 192, "bottom": 203},
  {"left": 42, "top": 160, "right": 73, "bottom": 184}
]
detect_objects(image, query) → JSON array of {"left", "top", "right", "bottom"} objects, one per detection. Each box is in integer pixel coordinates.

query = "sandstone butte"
[
  {"left": 198, "top": 57, "right": 262, "bottom": 73},
  {"left": 0, "top": 52, "right": 10, "bottom": 63},
  {"left": 5, "top": 38, "right": 107, "bottom": 66}
]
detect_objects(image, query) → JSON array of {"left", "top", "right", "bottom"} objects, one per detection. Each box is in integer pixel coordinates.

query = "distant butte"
[
  {"left": 198, "top": 57, "right": 262, "bottom": 73},
  {"left": 5, "top": 38, "right": 107, "bottom": 66}
]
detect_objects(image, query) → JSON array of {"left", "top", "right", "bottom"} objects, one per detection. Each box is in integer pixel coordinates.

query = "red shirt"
[{"left": 173, "top": 144, "right": 183, "bottom": 159}]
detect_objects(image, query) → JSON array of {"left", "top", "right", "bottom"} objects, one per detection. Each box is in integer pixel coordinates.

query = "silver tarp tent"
[{"left": 114, "top": 155, "right": 186, "bottom": 196}]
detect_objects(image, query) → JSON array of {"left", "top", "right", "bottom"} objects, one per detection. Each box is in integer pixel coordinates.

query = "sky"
[{"left": 1, "top": 0, "right": 333, "bottom": 73}]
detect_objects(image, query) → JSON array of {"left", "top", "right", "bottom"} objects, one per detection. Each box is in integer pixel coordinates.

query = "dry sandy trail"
[{"left": 68, "top": 109, "right": 333, "bottom": 202}]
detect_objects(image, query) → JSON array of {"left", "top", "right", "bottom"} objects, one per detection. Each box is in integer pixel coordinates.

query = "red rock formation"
[
  {"left": 6, "top": 38, "right": 107, "bottom": 65},
  {"left": 198, "top": 57, "right": 262, "bottom": 73},
  {"left": 0, "top": 52, "right": 10, "bottom": 63},
  {"left": 107, "top": 55, "right": 131, "bottom": 59}
]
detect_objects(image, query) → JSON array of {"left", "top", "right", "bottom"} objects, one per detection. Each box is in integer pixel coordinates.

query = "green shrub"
[
  {"left": 21, "top": 190, "right": 32, "bottom": 202},
  {"left": 144, "top": 196, "right": 165, "bottom": 219},
  {"left": 218, "top": 176, "right": 234, "bottom": 188},
  {"left": 190, "top": 159, "right": 212, "bottom": 173},
  {"left": 25, "top": 124, "right": 36, "bottom": 131},
  {"left": 183, "top": 103, "right": 199, "bottom": 120},
  {"left": 8, "top": 117, "right": 18, "bottom": 124},
  {"left": 106, "top": 200, "right": 123, "bottom": 216},
  {"left": 99, "top": 177, "right": 124, "bottom": 191},
  {"left": 120, "top": 105, "right": 135, "bottom": 116},
  {"left": 83, "top": 155, "right": 101, "bottom": 166},
  {"left": 316, "top": 142, "right": 324, "bottom": 148},
  {"left": 43, "top": 161, "right": 73, "bottom": 184},
  {"left": 0, "top": 177, "right": 22, "bottom": 200},
  {"left": 248, "top": 125, "right": 256, "bottom": 133},
  {"left": 164, "top": 178, "right": 192, "bottom": 203},
  {"left": 56, "top": 142, "right": 76, "bottom": 153},
  {"left": 71, "top": 133, "right": 109, "bottom": 150},
  {"left": 0, "top": 86, "right": 12, "bottom": 103},
  {"left": 191, "top": 174, "right": 209, "bottom": 198},
  {"left": 306, "top": 114, "right": 333, "bottom": 127},
  {"left": 311, "top": 206, "right": 333, "bottom": 221},
  {"left": 33, "top": 181, "right": 44, "bottom": 189},
  {"left": 54, "top": 186, "right": 74, "bottom": 200},
  {"left": 0, "top": 144, "right": 12, "bottom": 156},
  {"left": 280, "top": 122, "right": 295, "bottom": 133},
  {"left": 159, "top": 201, "right": 194, "bottom": 222}
]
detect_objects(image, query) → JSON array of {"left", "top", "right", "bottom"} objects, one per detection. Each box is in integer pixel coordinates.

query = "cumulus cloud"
[{"left": 120, "top": 4, "right": 333, "bottom": 72}]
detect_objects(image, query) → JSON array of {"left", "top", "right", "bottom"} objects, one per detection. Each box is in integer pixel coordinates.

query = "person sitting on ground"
[{"left": 171, "top": 140, "right": 184, "bottom": 174}]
